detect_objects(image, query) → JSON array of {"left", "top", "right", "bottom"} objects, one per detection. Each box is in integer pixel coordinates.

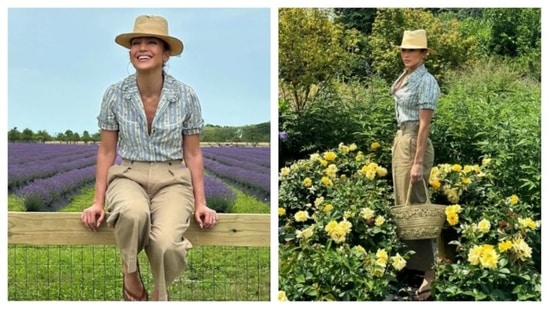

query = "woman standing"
[
  {"left": 81, "top": 14, "right": 218, "bottom": 301},
  {"left": 391, "top": 29, "right": 441, "bottom": 301}
]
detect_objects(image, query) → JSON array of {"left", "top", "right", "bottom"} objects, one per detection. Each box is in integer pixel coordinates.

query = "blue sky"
[{"left": 7, "top": 8, "right": 271, "bottom": 135}]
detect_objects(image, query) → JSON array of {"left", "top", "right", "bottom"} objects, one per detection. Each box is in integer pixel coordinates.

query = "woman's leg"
[
  {"left": 106, "top": 164, "right": 151, "bottom": 301},
  {"left": 145, "top": 163, "right": 195, "bottom": 301}
]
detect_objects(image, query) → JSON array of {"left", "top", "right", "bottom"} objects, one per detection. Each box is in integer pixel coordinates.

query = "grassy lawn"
[{"left": 8, "top": 185, "right": 271, "bottom": 301}]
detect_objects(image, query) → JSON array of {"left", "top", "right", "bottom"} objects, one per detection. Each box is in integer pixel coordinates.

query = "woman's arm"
[
  {"left": 81, "top": 130, "right": 118, "bottom": 230},
  {"left": 410, "top": 109, "right": 433, "bottom": 182},
  {"left": 183, "top": 134, "right": 217, "bottom": 229}
]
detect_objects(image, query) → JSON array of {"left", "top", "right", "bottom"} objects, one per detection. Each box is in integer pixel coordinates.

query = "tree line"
[{"left": 7, "top": 122, "right": 270, "bottom": 144}]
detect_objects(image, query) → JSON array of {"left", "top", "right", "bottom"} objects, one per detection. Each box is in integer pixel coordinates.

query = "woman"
[
  {"left": 80, "top": 14, "right": 218, "bottom": 301},
  {"left": 391, "top": 29, "right": 441, "bottom": 301}
]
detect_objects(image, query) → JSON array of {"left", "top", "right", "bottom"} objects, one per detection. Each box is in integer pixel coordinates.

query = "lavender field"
[{"left": 8, "top": 143, "right": 270, "bottom": 212}]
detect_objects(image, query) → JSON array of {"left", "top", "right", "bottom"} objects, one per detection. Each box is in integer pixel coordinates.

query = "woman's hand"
[
  {"left": 81, "top": 204, "right": 106, "bottom": 231},
  {"left": 194, "top": 204, "right": 218, "bottom": 229},
  {"left": 410, "top": 163, "right": 424, "bottom": 183}
]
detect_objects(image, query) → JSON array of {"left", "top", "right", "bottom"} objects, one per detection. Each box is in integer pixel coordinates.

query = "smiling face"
[
  {"left": 129, "top": 37, "right": 170, "bottom": 72},
  {"left": 400, "top": 48, "right": 427, "bottom": 72}
]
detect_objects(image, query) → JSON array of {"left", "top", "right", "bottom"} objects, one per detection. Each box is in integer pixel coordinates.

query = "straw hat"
[
  {"left": 115, "top": 15, "right": 184, "bottom": 56},
  {"left": 399, "top": 29, "right": 428, "bottom": 49}
]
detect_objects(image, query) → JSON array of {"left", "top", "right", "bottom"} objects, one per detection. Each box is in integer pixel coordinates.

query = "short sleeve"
[
  {"left": 96, "top": 86, "right": 119, "bottom": 131},
  {"left": 182, "top": 86, "right": 205, "bottom": 135},
  {"left": 418, "top": 75, "right": 440, "bottom": 110}
]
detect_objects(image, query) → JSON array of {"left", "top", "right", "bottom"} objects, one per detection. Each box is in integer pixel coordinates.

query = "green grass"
[{"left": 8, "top": 185, "right": 271, "bottom": 301}]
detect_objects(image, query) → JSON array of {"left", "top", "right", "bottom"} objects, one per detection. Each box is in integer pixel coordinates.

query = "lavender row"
[
  {"left": 202, "top": 151, "right": 270, "bottom": 176},
  {"left": 8, "top": 143, "right": 98, "bottom": 166},
  {"left": 8, "top": 155, "right": 97, "bottom": 191},
  {"left": 202, "top": 147, "right": 270, "bottom": 168},
  {"left": 14, "top": 162, "right": 236, "bottom": 212},
  {"left": 16, "top": 165, "right": 97, "bottom": 211},
  {"left": 203, "top": 157, "right": 270, "bottom": 202}
]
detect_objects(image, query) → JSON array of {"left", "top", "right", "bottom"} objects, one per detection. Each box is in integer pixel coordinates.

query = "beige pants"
[
  {"left": 106, "top": 159, "right": 194, "bottom": 301},
  {"left": 392, "top": 128, "right": 435, "bottom": 272}
]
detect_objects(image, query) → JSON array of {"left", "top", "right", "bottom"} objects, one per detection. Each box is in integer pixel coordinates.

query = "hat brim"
[
  {"left": 399, "top": 44, "right": 427, "bottom": 49},
  {"left": 115, "top": 32, "right": 184, "bottom": 56}
]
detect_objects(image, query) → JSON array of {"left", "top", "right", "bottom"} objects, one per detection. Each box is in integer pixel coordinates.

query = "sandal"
[
  {"left": 413, "top": 288, "right": 432, "bottom": 301},
  {"left": 122, "top": 261, "right": 148, "bottom": 301}
]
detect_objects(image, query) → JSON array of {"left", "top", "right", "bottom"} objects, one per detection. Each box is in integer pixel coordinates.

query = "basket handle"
[{"left": 403, "top": 178, "right": 432, "bottom": 206}]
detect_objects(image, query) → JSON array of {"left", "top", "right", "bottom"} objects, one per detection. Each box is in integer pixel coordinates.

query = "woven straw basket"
[{"left": 390, "top": 180, "right": 447, "bottom": 240}]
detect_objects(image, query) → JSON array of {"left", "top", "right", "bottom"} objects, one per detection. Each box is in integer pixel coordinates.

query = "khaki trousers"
[
  {"left": 391, "top": 128, "right": 435, "bottom": 272},
  {"left": 106, "top": 159, "right": 194, "bottom": 301}
]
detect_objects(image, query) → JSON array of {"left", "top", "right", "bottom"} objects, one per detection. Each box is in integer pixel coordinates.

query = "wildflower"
[
  {"left": 391, "top": 253, "right": 407, "bottom": 271},
  {"left": 294, "top": 210, "right": 309, "bottom": 222},
  {"left": 325, "top": 164, "right": 338, "bottom": 177},
  {"left": 498, "top": 240, "right": 513, "bottom": 252},
  {"left": 278, "top": 207, "right": 286, "bottom": 216},
  {"left": 518, "top": 217, "right": 538, "bottom": 230},
  {"left": 339, "top": 220, "right": 352, "bottom": 234},
  {"left": 512, "top": 237, "right": 532, "bottom": 261},
  {"left": 325, "top": 221, "right": 338, "bottom": 234},
  {"left": 296, "top": 225, "right": 314, "bottom": 239},
  {"left": 303, "top": 177, "right": 312, "bottom": 187},
  {"left": 376, "top": 166, "right": 388, "bottom": 177},
  {"left": 322, "top": 203, "right": 333, "bottom": 213},
  {"left": 462, "top": 165, "right": 474, "bottom": 174},
  {"left": 309, "top": 153, "right": 320, "bottom": 161},
  {"left": 468, "top": 245, "right": 483, "bottom": 265},
  {"left": 431, "top": 179, "right": 441, "bottom": 190},
  {"left": 314, "top": 196, "right": 324, "bottom": 207},
  {"left": 360, "top": 207, "right": 375, "bottom": 220},
  {"left": 338, "top": 143, "right": 350, "bottom": 154},
  {"left": 479, "top": 246, "right": 499, "bottom": 269},
  {"left": 279, "top": 132, "right": 289, "bottom": 142},
  {"left": 445, "top": 204, "right": 462, "bottom": 215},
  {"left": 323, "top": 151, "right": 337, "bottom": 161},
  {"left": 279, "top": 167, "right": 290, "bottom": 177},
  {"left": 376, "top": 248, "right": 389, "bottom": 265},
  {"left": 477, "top": 219, "right": 491, "bottom": 234},
  {"left": 328, "top": 225, "right": 347, "bottom": 244},
  {"left": 321, "top": 176, "right": 333, "bottom": 187},
  {"left": 446, "top": 212, "right": 459, "bottom": 226},
  {"left": 374, "top": 216, "right": 385, "bottom": 226},
  {"left": 444, "top": 187, "right": 460, "bottom": 204},
  {"left": 468, "top": 244, "right": 498, "bottom": 269}
]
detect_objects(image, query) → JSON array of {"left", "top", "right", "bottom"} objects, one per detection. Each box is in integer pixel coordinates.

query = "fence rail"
[{"left": 8, "top": 212, "right": 270, "bottom": 247}]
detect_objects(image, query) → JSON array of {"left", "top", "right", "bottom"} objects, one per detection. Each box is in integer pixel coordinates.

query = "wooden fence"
[
  {"left": 7, "top": 212, "right": 271, "bottom": 301},
  {"left": 8, "top": 212, "right": 270, "bottom": 247}
]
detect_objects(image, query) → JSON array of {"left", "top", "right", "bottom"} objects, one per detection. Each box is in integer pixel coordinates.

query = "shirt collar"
[{"left": 122, "top": 73, "right": 179, "bottom": 103}]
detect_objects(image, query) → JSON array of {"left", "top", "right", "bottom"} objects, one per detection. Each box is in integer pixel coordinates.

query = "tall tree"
[{"left": 279, "top": 8, "right": 361, "bottom": 112}]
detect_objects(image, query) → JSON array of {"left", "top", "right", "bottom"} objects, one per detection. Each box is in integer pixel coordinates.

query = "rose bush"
[
  {"left": 279, "top": 144, "right": 541, "bottom": 301},
  {"left": 278, "top": 143, "right": 412, "bottom": 301},
  {"left": 430, "top": 159, "right": 541, "bottom": 301}
]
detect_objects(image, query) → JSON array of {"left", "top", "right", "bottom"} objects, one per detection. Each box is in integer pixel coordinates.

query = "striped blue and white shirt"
[
  {"left": 391, "top": 64, "right": 440, "bottom": 126},
  {"left": 97, "top": 73, "right": 204, "bottom": 161}
]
